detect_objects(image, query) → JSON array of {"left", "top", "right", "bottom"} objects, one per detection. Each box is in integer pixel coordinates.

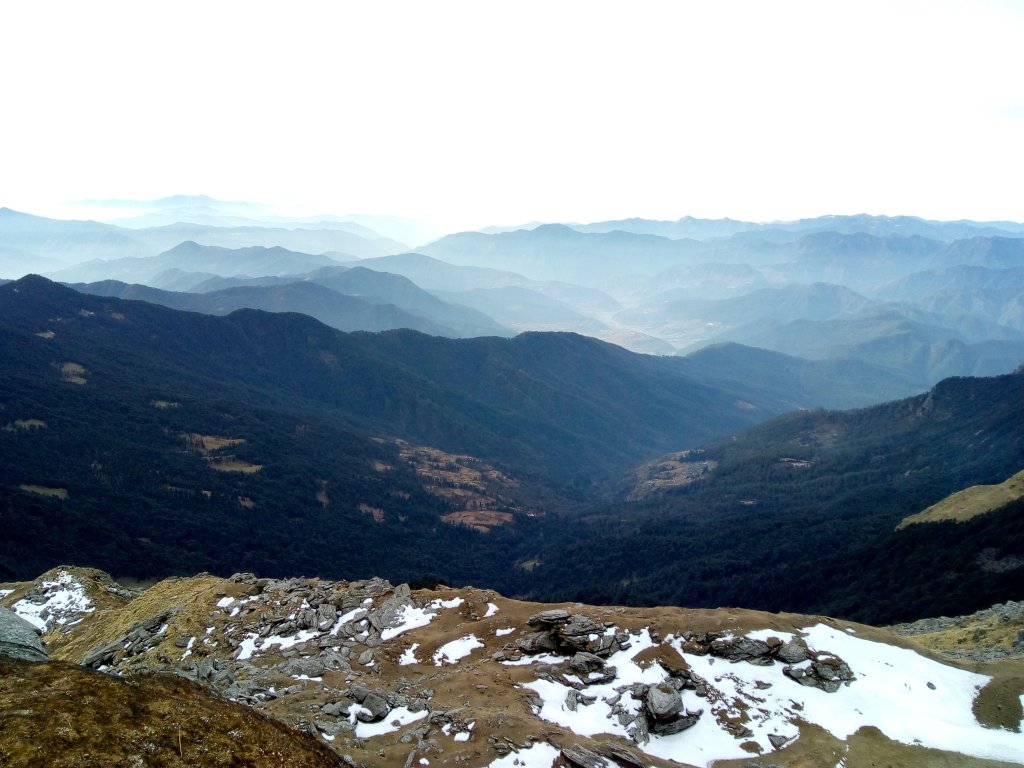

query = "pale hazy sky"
[{"left": 2, "top": 1, "right": 1022, "bottom": 230}]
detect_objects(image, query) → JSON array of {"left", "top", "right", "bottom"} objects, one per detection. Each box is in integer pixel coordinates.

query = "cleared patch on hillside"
[
  {"left": 18, "top": 484, "right": 68, "bottom": 500},
  {"left": 34, "top": 330, "right": 55, "bottom": 339},
  {"left": 151, "top": 400, "right": 180, "bottom": 409},
  {"left": 626, "top": 449, "right": 717, "bottom": 500},
  {"left": 898, "top": 469, "right": 1024, "bottom": 529},
  {"left": 182, "top": 433, "right": 262, "bottom": 474},
  {"left": 394, "top": 440, "right": 533, "bottom": 531},
  {"left": 3, "top": 419, "right": 46, "bottom": 432},
  {"left": 58, "top": 361, "right": 86, "bottom": 385},
  {"left": 358, "top": 502, "right": 385, "bottom": 522}
]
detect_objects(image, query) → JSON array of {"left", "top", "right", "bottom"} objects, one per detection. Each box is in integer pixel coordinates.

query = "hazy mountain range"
[{"left": 4, "top": 202, "right": 1022, "bottom": 390}]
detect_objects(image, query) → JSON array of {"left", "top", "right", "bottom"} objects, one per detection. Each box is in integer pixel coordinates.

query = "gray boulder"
[
  {"left": 0, "top": 607, "right": 48, "bottom": 662},
  {"left": 645, "top": 683, "right": 684, "bottom": 720}
]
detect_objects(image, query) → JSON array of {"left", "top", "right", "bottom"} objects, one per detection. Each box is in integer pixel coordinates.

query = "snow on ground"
[
  {"left": 434, "top": 597, "right": 464, "bottom": 609},
  {"left": 330, "top": 607, "right": 366, "bottom": 637},
  {"left": 381, "top": 605, "right": 437, "bottom": 640},
  {"left": 485, "top": 602, "right": 499, "bottom": 617},
  {"left": 11, "top": 570, "right": 94, "bottom": 632},
  {"left": 482, "top": 742, "right": 560, "bottom": 768},
  {"left": 179, "top": 636, "right": 196, "bottom": 660},
  {"left": 380, "top": 596, "right": 467, "bottom": 641},
  {"left": 495, "top": 627, "right": 516, "bottom": 637},
  {"left": 400, "top": 643, "right": 421, "bottom": 665},
  {"left": 524, "top": 629, "right": 660, "bottom": 737},
  {"left": 520, "top": 624, "right": 1024, "bottom": 767},
  {"left": 354, "top": 707, "right": 428, "bottom": 738},
  {"left": 433, "top": 634, "right": 484, "bottom": 666},
  {"left": 235, "top": 629, "right": 319, "bottom": 660},
  {"left": 0, "top": 589, "right": 13, "bottom": 598},
  {"left": 216, "top": 596, "right": 234, "bottom": 609},
  {"left": 787, "top": 624, "right": 1023, "bottom": 763}
]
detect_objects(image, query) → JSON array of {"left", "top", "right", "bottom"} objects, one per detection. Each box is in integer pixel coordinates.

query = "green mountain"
[
  {"left": 0, "top": 276, "right": 833, "bottom": 580},
  {"left": 521, "top": 370, "right": 1024, "bottom": 622},
  {"left": 3, "top": 275, "right": 1021, "bottom": 625}
]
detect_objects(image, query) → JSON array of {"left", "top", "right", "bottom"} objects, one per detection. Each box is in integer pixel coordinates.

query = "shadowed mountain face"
[{"left": 0, "top": 276, "right": 929, "bottom": 593}]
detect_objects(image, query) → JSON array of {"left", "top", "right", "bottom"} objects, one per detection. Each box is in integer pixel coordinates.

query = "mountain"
[
  {"left": 0, "top": 208, "right": 147, "bottom": 267},
  {"left": 736, "top": 313, "right": 1024, "bottom": 384},
  {"left": 72, "top": 279, "right": 459, "bottom": 336},
  {"left": 50, "top": 241, "right": 345, "bottom": 284},
  {"left": 126, "top": 223, "right": 407, "bottom": 260},
  {"left": 298, "top": 266, "right": 510, "bottom": 338},
  {"left": 572, "top": 213, "right": 1024, "bottom": 241},
  {"left": 0, "top": 208, "right": 408, "bottom": 281},
  {"left": 420, "top": 225, "right": 707, "bottom": 288},
  {"left": 0, "top": 276, "right": 937, "bottom": 588},
  {"left": 523, "top": 370, "right": 1024, "bottom": 623},
  {"left": 338, "top": 252, "right": 533, "bottom": 291},
  {"left": 3, "top": 566, "right": 1023, "bottom": 768}
]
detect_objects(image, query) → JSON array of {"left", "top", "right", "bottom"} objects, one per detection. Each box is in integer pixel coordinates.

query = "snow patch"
[
  {"left": 354, "top": 707, "right": 428, "bottom": 738},
  {"left": 235, "top": 629, "right": 319, "bottom": 660},
  {"left": 482, "top": 742, "right": 560, "bottom": 768},
  {"left": 0, "top": 589, "right": 13, "bottom": 598},
  {"left": 399, "top": 643, "right": 421, "bottom": 666},
  {"left": 496, "top": 627, "right": 516, "bottom": 637},
  {"left": 433, "top": 634, "right": 484, "bottom": 666},
  {"left": 11, "top": 570, "right": 94, "bottom": 632},
  {"left": 215, "top": 596, "right": 234, "bottom": 609},
  {"left": 484, "top": 602, "right": 499, "bottom": 617}
]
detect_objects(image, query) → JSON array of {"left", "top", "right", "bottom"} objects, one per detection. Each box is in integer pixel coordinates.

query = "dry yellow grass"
[
  {"left": 208, "top": 458, "right": 262, "bottom": 473},
  {"left": 18, "top": 484, "right": 68, "bottom": 500},
  {"left": 0, "top": 658, "right": 344, "bottom": 768},
  {"left": 898, "top": 468, "right": 1024, "bottom": 529}
]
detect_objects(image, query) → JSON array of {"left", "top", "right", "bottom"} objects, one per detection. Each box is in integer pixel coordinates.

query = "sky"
[{"left": 2, "top": 1, "right": 1022, "bottom": 231}]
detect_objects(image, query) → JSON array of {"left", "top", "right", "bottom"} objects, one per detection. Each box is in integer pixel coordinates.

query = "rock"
[
  {"left": 358, "top": 649, "right": 374, "bottom": 666},
  {"left": 173, "top": 633, "right": 192, "bottom": 648},
  {"left": 565, "top": 689, "right": 579, "bottom": 712},
  {"left": 277, "top": 657, "right": 326, "bottom": 678},
  {"left": 516, "top": 631, "right": 559, "bottom": 655},
  {"left": 569, "top": 651, "right": 606, "bottom": 673},
  {"left": 649, "top": 710, "right": 701, "bottom": 736},
  {"left": 528, "top": 609, "right": 570, "bottom": 627},
  {"left": 0, "top": 607, "right": 48, "bottom": 662},
  {"left": 316, "top": 603, "right": 337, "bottom": 631},
  {"left": 710, "top": 636, "right": 772, "bottom": 663},
  {"left": 627, "top": 713, "right": 650, "bottom": 745},
  {"left": 322, "top": 701, "right": 346, "bottom": 717},
  {"left": 768, "top": 733, "right": 791, "bottom": 749},
  {"left": 783, "top": 655, "right": 854, "bottom": 692},
  {"left": 645, "top": 683, "right": 684, "bottom": 720},
  {"left": 356, "top": 692, "right": 390, "bottom": 723},
  {"left": 81, "top": 638, "right": 122, "bottom": 668},
  {"left": 775, "top": 640, "right": 810, "bottom": 664},
  {"left": 560, "top": 744, "right": 607, "bottom": 768},
  {"left": 597, "top": 743, "right": 646, "bottom": 768}
]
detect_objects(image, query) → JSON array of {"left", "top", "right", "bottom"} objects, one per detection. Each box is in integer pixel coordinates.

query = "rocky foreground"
[{"left": 2, "top": 567, "right": 1023, "bottom": 768}]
